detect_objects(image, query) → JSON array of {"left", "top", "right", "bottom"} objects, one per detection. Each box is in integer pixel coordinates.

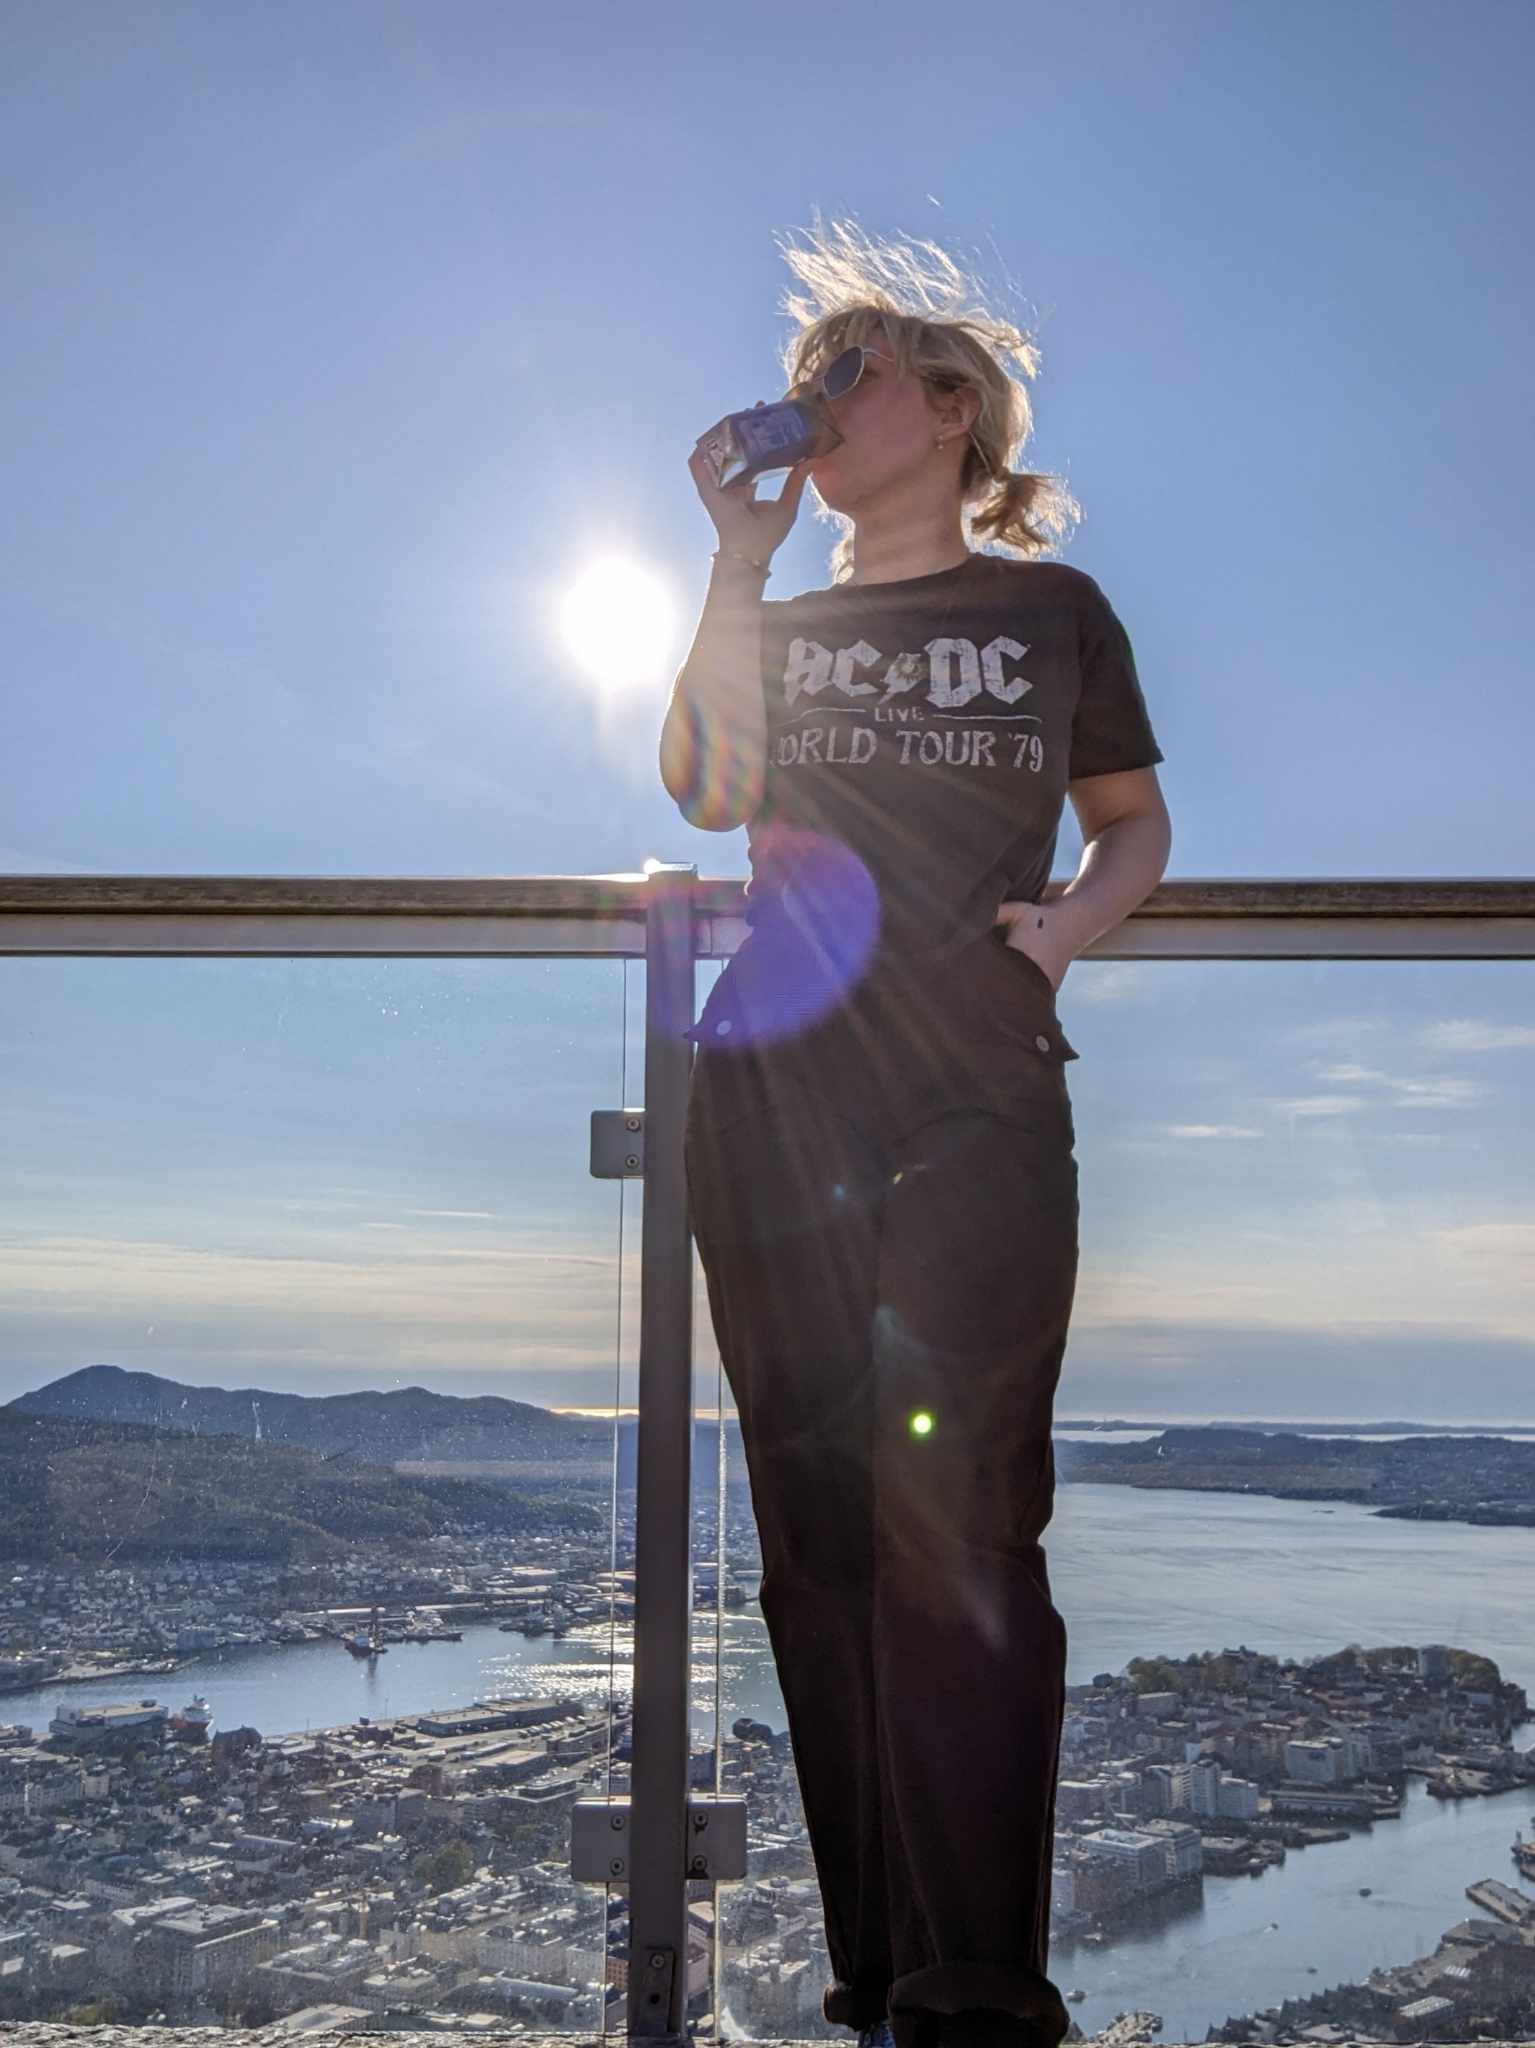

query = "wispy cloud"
[
  {"left": 1420, "top": 1019, "right": 1535, "bottom": 1053},
  {"left": 1308, "top": 1060, "right": 1487, "bottom": 1110},
  {"left": 1268, "top": 1094, "right": 1372, "bottom": 1119},
  {"left": 1162, "top": 1123, "right": 1264, "bottom": 1140}
]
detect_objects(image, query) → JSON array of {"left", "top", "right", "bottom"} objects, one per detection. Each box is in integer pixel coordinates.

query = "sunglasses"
[
  {"left": 784, "top": 344, "right": 896, "bottom": 407},
  {"left": 815, "top": 342, "right": 895, "bottom": 400}
]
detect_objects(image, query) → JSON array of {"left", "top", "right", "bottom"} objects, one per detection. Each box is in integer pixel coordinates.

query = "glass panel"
[
  {"left": 0, "top": 951, "right": 633, "bottom": 2034},
  {"left": 694, "top": 956, "right": 1535, "bottom": 2046}
]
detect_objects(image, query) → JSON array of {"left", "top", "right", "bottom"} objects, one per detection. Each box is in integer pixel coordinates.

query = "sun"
[{"left": 559, "top": 558, "right": 675, "bottom": 691}]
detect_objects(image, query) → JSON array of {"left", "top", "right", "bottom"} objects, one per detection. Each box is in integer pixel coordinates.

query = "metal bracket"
[
  {"left": 590, "top": 1108, "right": 645, "bottom": 1179},
  {"left": 634, "top": 1943, "right": 677, "bottom": 2034},
  {"left": 570, "top": 1794, "right": 748, "bottom": 1883}
]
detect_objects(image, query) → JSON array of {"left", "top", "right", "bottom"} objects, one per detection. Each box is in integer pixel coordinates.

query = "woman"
[{"left": 658, "top": 219, "right": 1172, "bottom": 2048}]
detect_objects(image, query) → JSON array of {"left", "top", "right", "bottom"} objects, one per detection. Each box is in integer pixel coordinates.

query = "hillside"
[
  {"left": 8, "top": 1365, "right": 751, "bottom": 1491},
  {"left": 0, "top": 1407, "right": 602, "bottom": 1564},
  {"left": 10, "top": 1364, "right": 612, "bottom": 1471}
]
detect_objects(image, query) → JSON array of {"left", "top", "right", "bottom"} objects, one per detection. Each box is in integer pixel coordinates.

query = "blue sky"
[{"left": 3, "top": 1, "right": 1531, "bottom": 1421}]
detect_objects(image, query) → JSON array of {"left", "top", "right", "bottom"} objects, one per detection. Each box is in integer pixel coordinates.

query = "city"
[{"left": 4, "top": 1492, "right": 1535, "bottom": 2043}]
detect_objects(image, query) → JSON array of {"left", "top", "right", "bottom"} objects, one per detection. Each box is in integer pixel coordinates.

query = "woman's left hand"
[{"left": 994, "top": 894, "right": 1073, "bottom": 995}]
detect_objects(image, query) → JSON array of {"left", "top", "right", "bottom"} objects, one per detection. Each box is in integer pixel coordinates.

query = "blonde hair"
[{"left": 775, "top": 213, "right": 1081, "bottom": 584}]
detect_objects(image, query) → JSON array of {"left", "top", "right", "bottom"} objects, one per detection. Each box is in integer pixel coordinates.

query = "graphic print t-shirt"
[{"left": 743, "top": 551, "right": 1164, "bottom": 960}]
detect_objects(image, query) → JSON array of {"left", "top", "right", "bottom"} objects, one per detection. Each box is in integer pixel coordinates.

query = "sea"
[{"left": 5, "top": 1454, "right": 1534, "bottom": 2042}]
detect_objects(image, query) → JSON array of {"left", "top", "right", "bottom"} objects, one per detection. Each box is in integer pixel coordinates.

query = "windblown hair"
[{"left": 775, "top": 214, "right": 1081, "bottom": 585}]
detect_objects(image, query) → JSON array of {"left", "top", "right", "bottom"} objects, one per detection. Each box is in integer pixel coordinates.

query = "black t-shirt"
[{"left": 743, "top": 551, "right": 1163, "bottom": 960}]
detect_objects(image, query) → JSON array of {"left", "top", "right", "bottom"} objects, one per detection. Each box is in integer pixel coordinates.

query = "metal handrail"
[
  {"left": 2, "top": 873, "right": 1533, "bottom": 917},
  {"left": 4, "top": 875, "right": 1533, "bottom": 961}
]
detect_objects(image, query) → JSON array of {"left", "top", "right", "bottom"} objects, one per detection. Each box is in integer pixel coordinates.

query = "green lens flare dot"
[{"left": 909, "top": 1412, "right": 935, "bottom": 1437}]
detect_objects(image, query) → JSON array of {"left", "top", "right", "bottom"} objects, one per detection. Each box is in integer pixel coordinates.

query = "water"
[
  {"left": 5, "top": 1483, "right": 1532, "bottom": 2041},
  {"left": 1051, "top": 1775, "right": 1535, "bottom": 2042}
]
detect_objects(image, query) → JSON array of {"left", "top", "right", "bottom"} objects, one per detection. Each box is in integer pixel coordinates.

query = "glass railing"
[
  {"left": 2, "top": 873, "right": 1532, "bottom": 2045},
  {"left": 0, "top": 876, "right": 657, "bottom": 2037}
]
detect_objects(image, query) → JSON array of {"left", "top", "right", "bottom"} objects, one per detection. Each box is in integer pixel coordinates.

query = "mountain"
[
  {"left": 0, "top": 1407, "right": 600, "bottom": 1563},
  {"left": 12, "top": 1365, "right": 608, "bottom": 1471},
  {"left": 7, "top": 1365, "right": 750, "bottom": 1490}
]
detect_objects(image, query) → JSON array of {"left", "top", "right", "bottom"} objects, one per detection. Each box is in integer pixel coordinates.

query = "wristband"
[{"left": 712, "top": 546, "right": 772, "bottom": 578}]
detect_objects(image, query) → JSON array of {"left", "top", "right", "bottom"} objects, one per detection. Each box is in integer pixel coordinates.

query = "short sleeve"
[{"left": 1070, "top": 574, "right": 1165, "bottom": 780}]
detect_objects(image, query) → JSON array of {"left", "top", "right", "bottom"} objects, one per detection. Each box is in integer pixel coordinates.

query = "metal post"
[{"left": 626, "top": 862, "right": 699, "bottom": 2043}]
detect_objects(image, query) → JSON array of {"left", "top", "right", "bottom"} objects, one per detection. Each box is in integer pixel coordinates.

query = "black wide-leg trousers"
[{"left": 684, "top": 924, "right": 1080, "bottom": 2048}]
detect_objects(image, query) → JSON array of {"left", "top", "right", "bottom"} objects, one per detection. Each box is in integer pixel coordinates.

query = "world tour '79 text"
[{"left": 774, "top": 724, "right": 1047, "bottom": 770}]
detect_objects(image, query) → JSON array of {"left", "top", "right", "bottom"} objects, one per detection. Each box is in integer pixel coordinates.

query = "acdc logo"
[{"left": 782, "top": 635, "right": 1034, "bottom": 710}]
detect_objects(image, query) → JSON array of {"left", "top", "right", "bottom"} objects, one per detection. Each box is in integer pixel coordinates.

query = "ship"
[
  {"left": 1513, "top": 1819, "right": 1535, "bottom": 1880},
  {"left": 169, "top": 1694, "right": 214, "bottom": 1742},
  {"left": 343, "top": 1603, "right": 387, "bottom": 1659}
]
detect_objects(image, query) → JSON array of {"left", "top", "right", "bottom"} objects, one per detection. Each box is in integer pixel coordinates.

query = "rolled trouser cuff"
[
  {"left": 824, "top": 1976, "right": 893, "bottom": 2029},
  {"left": 889, "top": 1963, "right": 1069, "bottom": 2048}
]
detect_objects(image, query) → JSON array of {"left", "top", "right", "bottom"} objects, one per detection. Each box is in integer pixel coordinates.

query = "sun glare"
[{"left": 559, "top": 558, "right": 675, "bottom": 690}]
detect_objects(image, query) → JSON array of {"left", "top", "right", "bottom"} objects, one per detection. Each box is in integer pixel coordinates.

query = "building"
[
  {"left": 1216, "top": 1775, "right": 1260, "bottom": 1820},
  {"left": 1284, "top": 1737, "right": 1344, "bottom": 1785},
  {"left": 147, "top": 1904, "right": 280, "bottom": 2003},
  {"left": 1077, "top": 1828, "right": 1172, "bottom": 1891}
]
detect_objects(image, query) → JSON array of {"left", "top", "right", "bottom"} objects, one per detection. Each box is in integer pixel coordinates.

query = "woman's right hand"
[{"left": 689, "top": 402, "right": 814, "bottom": 568}]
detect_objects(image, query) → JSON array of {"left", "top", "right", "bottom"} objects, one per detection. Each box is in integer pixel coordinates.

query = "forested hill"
[
  {"left": 0, "top": 1408, "right": 601, "bottom": 1564},
  {"left": 1055, "top": 1425, "right": 1535, "bottom": 1526},
  {"left": 9, "top": 1364, "right": 604, "bottom": 1468}
]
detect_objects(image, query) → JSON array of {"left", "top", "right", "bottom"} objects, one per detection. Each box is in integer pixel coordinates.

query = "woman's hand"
[
  {"left": 689, "top": 402, "right": 814, "bottom": 568},
  {"left": 994, "top": 887, "right": 1074, "bottom": 994}
]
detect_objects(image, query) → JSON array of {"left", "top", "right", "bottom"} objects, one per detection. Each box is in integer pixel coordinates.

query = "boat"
[
  {"left": 1359, "top": 1886, "right": 1372, "bottom": 1896},
  {"left": 1066, "top": 1989, "right": 1086, "bottom": 2004},
  {"left": 343, "top": 1603, "right": 387, "bottom": 1659},
  {"left": 169, "top": 1694, "right": 214, "bottom": 1742}
]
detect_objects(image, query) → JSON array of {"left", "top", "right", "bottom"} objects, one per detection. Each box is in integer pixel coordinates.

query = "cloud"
[
  {"left": 1389, "top": 1076, "right": 1485, "bottom": 1108},
  {"left": 0, "top": 1234, "right": 633, "bottom": 1378},
  {"left": 1162, "top": 1123, "right": 1264, "bottom": 1140},
  {"left": 1307, "top": 1063, "right": 1488, "bottom": 1110},
  {"left": 1267, "top": 1094, "right": 1372, "bottom": 1119},
  {"left": 404, "top": 1209, "right": 499, "bottom": 1221},
  {"left": 1420, "top": 1019, "right": 1535, "bottom": 1053},
  {"left": 1070, "top": 1202, "right": 1535, "bottom": 1347}
]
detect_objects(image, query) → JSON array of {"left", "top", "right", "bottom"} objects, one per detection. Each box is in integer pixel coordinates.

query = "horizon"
[{"left": 10, "top": 1362, "right": 1535, "bottom": 1436}]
